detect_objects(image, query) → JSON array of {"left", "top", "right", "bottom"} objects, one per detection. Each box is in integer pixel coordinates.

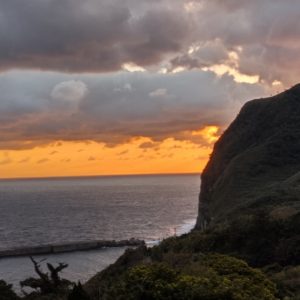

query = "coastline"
[{"left": 0, "top": 217, "right": 197, "bottom": 292}]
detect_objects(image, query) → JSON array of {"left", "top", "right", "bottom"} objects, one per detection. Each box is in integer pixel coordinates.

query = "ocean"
[{"left": 0, "top": 174, "right": 199, "bottom": 291}]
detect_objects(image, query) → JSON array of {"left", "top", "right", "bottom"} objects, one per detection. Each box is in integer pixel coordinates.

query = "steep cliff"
[{"left": 196, "top": 84, "right": 300, "bottom": 229}]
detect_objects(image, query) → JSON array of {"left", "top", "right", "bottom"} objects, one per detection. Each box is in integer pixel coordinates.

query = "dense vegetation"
[
  {"left": 84, "top": 210, "right": 299, "bottom": 299},
  {"left": 0, "top": 280, "right": 19, "bottom": 300},
  {"left": 102, "top": 256, "right": 277, "bottom": 300},
  {"left": 157, "top": 211, "right": 300, "bottom": 268}
]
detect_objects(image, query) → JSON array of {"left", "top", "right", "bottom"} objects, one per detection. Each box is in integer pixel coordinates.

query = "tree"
[
  {"left": 68, "top": 282, "right": 91, "bottom": 300},
  {"left": 0, "top": 280, "right": 19, "bottom": 300},
  {"left": 20, "top": 257, "right": 71, "bottom": 296}
]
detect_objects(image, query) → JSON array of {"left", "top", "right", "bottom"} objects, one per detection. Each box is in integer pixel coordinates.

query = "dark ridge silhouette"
[{"left": 196, "top": 84, "right": 300, "bottom": 229}]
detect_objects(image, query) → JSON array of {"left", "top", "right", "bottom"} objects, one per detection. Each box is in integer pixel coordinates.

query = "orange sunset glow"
[{"left": 0, "top": 126, "right": 219, "bottom": 179}]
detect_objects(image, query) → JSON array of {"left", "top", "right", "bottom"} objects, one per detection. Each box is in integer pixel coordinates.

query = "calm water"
[{"left": 0, "top": 174, "right": 199, "bottom": 290}]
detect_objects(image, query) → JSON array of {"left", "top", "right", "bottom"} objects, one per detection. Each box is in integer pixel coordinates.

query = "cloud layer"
[
  {"left": 0, "top": 0, "right": 299, "bottom": 86},
  {"left": 0, "top": 0, "right": 191, "bottom": 72},
  {"left": 0, "top": 70, "right": 265, "bottom": 149},
  {"left": 0, "top": 1, "right": 299, "bottom": 150}
]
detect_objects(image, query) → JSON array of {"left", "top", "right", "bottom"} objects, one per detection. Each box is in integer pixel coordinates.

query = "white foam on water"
[
  {"left": 176, "top": 218, "right": 197, "bottom": 235},
  {"left": 145, "top": 218, "right": 197, "bottom": 247}
]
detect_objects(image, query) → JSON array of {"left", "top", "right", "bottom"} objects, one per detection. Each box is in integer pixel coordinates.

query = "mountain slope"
[{"left": 196, "top": 84, "right": 300, "bottom": 229}]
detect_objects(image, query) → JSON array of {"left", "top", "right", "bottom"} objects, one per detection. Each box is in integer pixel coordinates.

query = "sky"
[{"left": 0, "top": 0, "right": 299, "bottom": 178}]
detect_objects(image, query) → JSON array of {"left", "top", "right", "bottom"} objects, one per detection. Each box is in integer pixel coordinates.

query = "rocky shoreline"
[{"left": 0, "top": 238, "right": 145, "bottom": 258}]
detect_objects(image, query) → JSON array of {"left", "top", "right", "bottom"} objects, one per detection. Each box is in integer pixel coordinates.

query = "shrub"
[
  {"left": 103, "top": 255, "right": 278, "bottom": 300},
  {"left": 0, "top": 280, "right": 19, "bottom": 300}
]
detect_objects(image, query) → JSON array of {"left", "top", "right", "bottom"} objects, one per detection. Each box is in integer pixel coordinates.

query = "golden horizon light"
[{"left": 0, "top": 126, "right": 220, "bottom": 179}]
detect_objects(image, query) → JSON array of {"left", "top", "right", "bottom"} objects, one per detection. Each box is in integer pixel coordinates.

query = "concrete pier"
[{"left": 0, "top": 238, "right": 145, "bottom": 258}]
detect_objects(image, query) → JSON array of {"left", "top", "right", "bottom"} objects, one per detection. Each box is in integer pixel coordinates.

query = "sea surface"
[{"left": 0, "top": 174, "right": 199, "bottom": 291}]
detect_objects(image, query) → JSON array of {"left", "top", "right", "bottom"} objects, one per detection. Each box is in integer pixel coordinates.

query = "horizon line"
[{"left": 0, "top": 172, "right": 201, "bottom": 181}]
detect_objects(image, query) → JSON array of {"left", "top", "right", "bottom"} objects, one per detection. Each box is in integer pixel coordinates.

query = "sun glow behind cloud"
[
  {"left": 203, "top": 64, "right": 260, "bottom": 84},
  {"left": 191, "top": 126, "right": 220, "bottom": 144}
]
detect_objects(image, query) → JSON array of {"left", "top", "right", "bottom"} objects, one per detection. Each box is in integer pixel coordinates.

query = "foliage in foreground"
[
  {"left": 0, "top": 280, "right": 19, "bottom": 300},
  {"left": 20, "top": 257, "right": 71, "bottom": 296},
  {"left": 91, "top": 253, "right": 277, "bottom": 300},
  {"left": 0, "top": 258, "right": 91, "bottom": 300},
  {"left": 102, "top": 255, "right": 277, "bottom": 300}
]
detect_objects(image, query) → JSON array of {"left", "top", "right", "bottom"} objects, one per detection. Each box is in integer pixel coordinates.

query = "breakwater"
[{"left": 0, "top": 238, "right": 145, "bottom": 258}]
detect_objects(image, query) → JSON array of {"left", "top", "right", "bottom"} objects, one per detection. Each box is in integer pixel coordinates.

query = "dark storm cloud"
[
  {"left": 0, "top": 0, "right": 299, "bottom": 85},
  {"left": 0, "top": 0, "right": 190, "bottom": 72}
]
